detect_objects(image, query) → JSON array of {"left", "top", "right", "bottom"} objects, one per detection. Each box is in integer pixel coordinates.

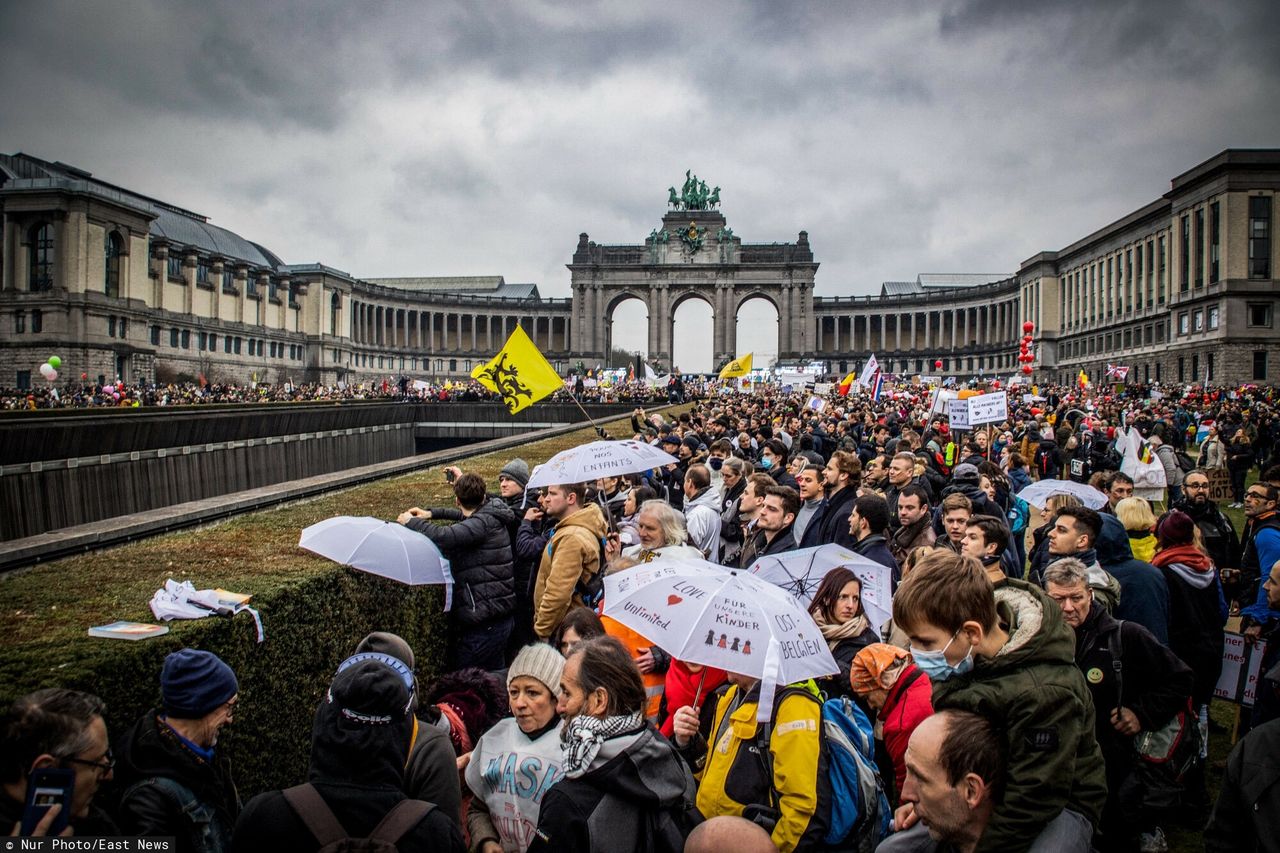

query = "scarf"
[
  {"left": 1151, "top": 544, "right": 1213, "bottom": 573},
  {"left": 559, "top": 711, "right": 645, "bottom": 778},
  {"left": 812, "top": 609, "right": 869, "bottom": 651}
]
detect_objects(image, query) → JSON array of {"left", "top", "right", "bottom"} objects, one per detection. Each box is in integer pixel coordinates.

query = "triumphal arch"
[{"left": 568, "top": 173, "right": 817, "bottom": 371}]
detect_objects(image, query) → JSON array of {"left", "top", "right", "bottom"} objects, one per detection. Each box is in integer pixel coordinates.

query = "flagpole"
[{"left": 568, "top": 391, "right": 608, "bottom": 438}]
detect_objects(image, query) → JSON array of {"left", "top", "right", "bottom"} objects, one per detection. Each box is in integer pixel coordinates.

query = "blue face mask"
[
  {"left": 911, "top": 629, "right": 974, "bottom": 682},
  {"left": 760, "top": 456, "right": 774, "bottom": 470},
  {"left": 708, "top": 457, "right": 724, "bottom": 471}
]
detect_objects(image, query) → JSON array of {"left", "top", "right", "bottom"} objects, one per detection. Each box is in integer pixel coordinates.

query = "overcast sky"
[{"left": 4, "top": 0, "right": 1278, "bottom": 371}]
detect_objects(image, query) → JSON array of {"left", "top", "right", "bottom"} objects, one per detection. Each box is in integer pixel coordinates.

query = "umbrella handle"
[{"left": 692, "top": 668, "right": 708, "bottom": 710}]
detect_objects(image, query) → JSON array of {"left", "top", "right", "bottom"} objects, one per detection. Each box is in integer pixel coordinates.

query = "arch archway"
[
  {"left": 604, "top": 293, "right": 649, "bottom": 369},
  {"left": 671, "top": 294, "right": 715, "bottom": 374},
  {"left": 734, "top": 294, "right": 780, "bottom": 371}
]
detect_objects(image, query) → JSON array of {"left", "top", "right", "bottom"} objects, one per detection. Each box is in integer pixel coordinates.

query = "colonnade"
[
  {"left": 348, "top": 302, "right": 570, "bottom": 354},
  {"left": 814, "top": 300, "right": 1021, "bottom": 354}
]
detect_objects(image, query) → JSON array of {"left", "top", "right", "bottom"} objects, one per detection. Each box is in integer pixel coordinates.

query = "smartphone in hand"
[{"left": 21, "top": 768, "right": 73, "bottom": 836}]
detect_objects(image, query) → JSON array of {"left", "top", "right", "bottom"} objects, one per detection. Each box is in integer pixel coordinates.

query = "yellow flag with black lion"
[{"left": 471, "top": 325, "right": 563, "bottom": 414}]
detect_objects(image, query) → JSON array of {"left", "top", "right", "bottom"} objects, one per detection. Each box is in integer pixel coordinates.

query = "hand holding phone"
[{"left": 20, "top": 768, "right": 73, "bottom": 836}]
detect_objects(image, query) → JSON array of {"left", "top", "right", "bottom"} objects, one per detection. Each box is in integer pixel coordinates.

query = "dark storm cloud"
[{"left": 2, "top": 0, "right": 1278, "bottom": 315}]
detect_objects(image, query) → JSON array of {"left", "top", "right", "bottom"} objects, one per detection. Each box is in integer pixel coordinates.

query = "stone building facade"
[{"left": 1, "top": 149, "right": 1276, "bottom": 388}]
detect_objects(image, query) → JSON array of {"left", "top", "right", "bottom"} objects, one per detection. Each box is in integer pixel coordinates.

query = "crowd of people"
[
  {"left": 5, "top": 380, "right": 1280, "bottom": 852},
  {"left": 0, "top": 373, "right": 707, "bottom": 411}
]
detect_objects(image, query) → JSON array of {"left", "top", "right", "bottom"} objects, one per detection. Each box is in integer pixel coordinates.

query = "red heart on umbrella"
[{"left": 667, "top": 595, "right": 683, "bottom": 606}]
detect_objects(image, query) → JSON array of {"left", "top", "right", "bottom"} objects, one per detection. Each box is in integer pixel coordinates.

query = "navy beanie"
[{"left": 162, "top": 649, "right": 239, "bottom": 719}]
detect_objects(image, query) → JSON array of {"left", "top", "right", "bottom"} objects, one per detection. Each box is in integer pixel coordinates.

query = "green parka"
[{"left": 929, "top": 577, "right": 1108, "bottom": 853}]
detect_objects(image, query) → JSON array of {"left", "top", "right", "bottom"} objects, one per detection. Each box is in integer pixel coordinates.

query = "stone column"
[
  {"left": 895, "top": 314, "right": 902, "bottom": 351},
  {"left": 647, "top": 284, "right": 660, "bottom": 359}
]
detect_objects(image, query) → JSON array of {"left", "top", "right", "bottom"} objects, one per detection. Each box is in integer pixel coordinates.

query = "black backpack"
[{"left": 282, "top": 784, "right": 434, "bottom": 853}]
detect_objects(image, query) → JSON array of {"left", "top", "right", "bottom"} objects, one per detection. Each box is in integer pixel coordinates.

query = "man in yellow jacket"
[
  {"left": 532, "top": 482, "right": 609, "bottom": 640},
  {"left": 671, "top": 673, "right": 828, "bottom": 853}
]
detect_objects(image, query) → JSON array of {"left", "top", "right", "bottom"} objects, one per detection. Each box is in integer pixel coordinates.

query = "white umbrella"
[
  {"left": 603, "top": 558, "right": 837, "bottom": 721},
  {"left": 746, "top": 544, "right": 895, "bottom": 631},
  {"left": 1016, "top": 479, "right": 1108, "bottom": 510},
  {"left": 526, "top": 439, "right": 679, "bottom": 489},
  {"left": 299, "top": 516, "right": 453, "bottom": 609}
]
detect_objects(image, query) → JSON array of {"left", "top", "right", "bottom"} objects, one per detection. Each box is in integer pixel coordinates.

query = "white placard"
[
  {"left": 814, "top": 382, "right": 833, "bottom": 395},
  {"left": 1215, "top": 633, "right": 1267, "bottom": 706},
  {"left": 967, "top": 393, "right": 1009, "bottom": 426},
  {"left": 947, "top": 398, "right": 971, "bottom": 430},
  {"left": 847, "top": 561, "right": 894, "bottom": 635}
]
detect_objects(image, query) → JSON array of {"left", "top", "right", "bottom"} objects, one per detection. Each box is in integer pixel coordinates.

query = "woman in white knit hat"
[{"left": 464, "top": 644, "right": 567, "bottom": 852}]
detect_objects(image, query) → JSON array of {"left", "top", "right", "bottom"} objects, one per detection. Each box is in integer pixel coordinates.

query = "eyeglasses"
[
  {"left": 64, "top": 747, "right": 114, "bottom": 774},
  {"left": 1245, "top": 492, "right": 1272, "bottom": 501}
]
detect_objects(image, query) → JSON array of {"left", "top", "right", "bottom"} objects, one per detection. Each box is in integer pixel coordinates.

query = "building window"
[
  {"left": 223, "top": 267, "right": 237, "bottom": 293},
  {"left": 1208, "top": 306, "right": 1219, "bottom": 330},
  {"left": 1248, "top": 303, "right": 1274, "bottom": 327},
  {"left": 234, "top": 337, "right": 242, "bottom": 355},
  {"left": 180, "top": 330, "right": 190, "bottom": 349},
  {"left": 246, "top": 275, "right": 258, "bottom": 297},
  {"left": 167, "top": 254, "right": 185, "bottom": 280},
  {"left": 1207, "top": 352, "right": 1215, "bottom": 382},
  {"left": 1179, "top": 215, "right": 1190, "bottom": 292},
  {"left": 196, "top": 259, "right": 211, "bottom": 286},
  {"left": 170, "top": 328, "right": 179, "bottom": 347},
  {"left": 31, "top": 310, "right": 42, "bottom": 333},
  {"left": 1255, "top": 350, "right": 1268, "bottom": 381},
  {"left": 1177, "top": 357, "right": 1185, "bottom": 383},
  {"left": 150, "top": 325, "right": 160, "bottom": 346},
  {"left": 1192, "top": 354, "right": 1200, "bottom": 381},
  {"left": 1155, "top": 362, "right": 1161, "bottom": 381},
  {"left": 224, "top": 335, "right": 232, "bottom": 353},
  {"left": 1193, "top": 310, "right": 1203, "bottom": 332},
  {"left": 268, "top": 279, "right": 279, "bottom": 302},
  {"left": 28, "top": 223, "right": 55, "bottom": 291},
  {"left": 1250, "top": 196, "right": 1272, "bottom": 279},
  {"left": 108, "top": 316, "right": 117, "bottom": 338},
  {"left": 209, "top": 333, "right": 218, "bottom": 351},
  {"left": 1210, "top": 201, "right": 1220, "bottom": 283},
  {"left": 1158, "top": 236, "right": 1167, "bottom": 303},
  {"left": 1145, "top": 241, "right": 1154, "bottom": 305},
  {"left": 1194, "top": 207, "right": 1204, "bottom": 288},
  {"left": 288, "top": 283, "right": 299, "bottom": 308},
  {"left": 198, "top": 332, "right": 208, "bottom": 350},
  {"left": 1123, "top": 329, "right": 1132, "bottom": 347},
  {"left": 105, "top": 232, "right": 123, "bottom": 297},
  {"left": 15, "top": 370, "right": 31, "bottom": 390},
  {"left": 14, "top": 312, "right": 24, "bottom": 334},
  {"left": 1145, "top": 324, "right": 1153, "bottom": 345},
  {"left": 1177, "top": 312, "right": 1189, "bottom": 335},
  {"left": 119, "top": 318, "right": 127, "bottom": 339}
]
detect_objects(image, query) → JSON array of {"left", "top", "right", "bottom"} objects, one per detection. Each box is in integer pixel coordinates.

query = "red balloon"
[
  {"left": 934, "top": 360, "right": 943, "bottom": 369},
  {"left": 1022, "top": 321, "right": 1035, "bottom": 333},
  {"left": 1021, "top": 365, "right": 1034, "bottom": 375}
]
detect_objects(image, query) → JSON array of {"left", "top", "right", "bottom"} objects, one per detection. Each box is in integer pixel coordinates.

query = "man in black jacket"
[
  {"left": 849, "top": 493, "right": 900, "bottom": 581},
  {"left": 1173, "top": 470, "right": 1241, "bottom": 589},
  {"left": 1044, "top": 558, "right": 1194, "bottom": 853},
  {"left": 399, "top": 473, "right": 516, "bottom": 671},
  {"left": 740, "top": 485, "right": 799, "bottom": 566},
  {"left": 800, "top": 449, "right": 860, "bottom": 549},
  {"left": 1, "top": 688, "right": 118, "bottom": 837},
  {"left": 232, "top": 654, "right": 463, "bottom": 853},
  {"left": 114, "top": 649, "right": 242, "bottom": 853}
]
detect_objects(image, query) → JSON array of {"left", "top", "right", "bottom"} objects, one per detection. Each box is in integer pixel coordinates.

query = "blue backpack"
[{"left": 758, "top": 688, "right": 892, "bottom": 850}]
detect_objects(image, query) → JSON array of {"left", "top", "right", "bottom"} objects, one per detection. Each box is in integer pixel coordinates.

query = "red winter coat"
[
  {"left": 880, "top": 664, "right": 934, "bottom": 794},
  {"left": 659, "top": 659, "right": 727, "bottom": 739}
]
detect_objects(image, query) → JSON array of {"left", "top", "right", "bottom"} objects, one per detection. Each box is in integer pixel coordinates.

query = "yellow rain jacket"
[{"left": 691, "top": 683, "right": 827, "bottom": 853}]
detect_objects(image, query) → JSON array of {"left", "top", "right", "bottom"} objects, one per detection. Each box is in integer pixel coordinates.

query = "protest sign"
[
  {"left": 967, "top": 393, "right": 1009, "bottom": 426},
  {"left": 847, "top": 560, "right": 894, "bottom": 634},
  {"left": 1207, "top": 468, "right": 1231, "bottom": 503},
  {"left": 814, "top": 382, "right": 833, "bottom": 395},
  {"left": 947, "top": 397, "right": 971, "bottom": 431},
  {"left": 1215, "top": 633, "right": 1268, "bottom": 706}
]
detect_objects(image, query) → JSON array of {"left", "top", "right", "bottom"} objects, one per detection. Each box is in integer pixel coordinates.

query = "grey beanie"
[
  {"left": 499, "top": 458, "right": 530, "bottom": 488},
  {"left": 356, "top": 631, "right": 415, "bottom": 670},
  {"left": 507, "top": 643, "right": 566, "bottom": 694}
]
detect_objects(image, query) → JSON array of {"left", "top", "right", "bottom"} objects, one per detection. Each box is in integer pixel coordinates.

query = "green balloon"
[{"left": 48, "top": 356, "right": 62, "bottom": 369}]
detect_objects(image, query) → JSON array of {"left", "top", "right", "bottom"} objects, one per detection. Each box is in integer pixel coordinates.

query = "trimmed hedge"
[{"left": 0, "top": 406, "right": 685, "bottom": 796}]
